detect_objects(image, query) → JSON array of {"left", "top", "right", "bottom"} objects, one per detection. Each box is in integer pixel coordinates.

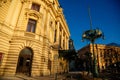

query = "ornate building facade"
[
  {"left": 0, "top": 0, "right": 70, "bottom": 77},
  {"left": 78, "top": 44, "right": 120, "bottom": 72}
]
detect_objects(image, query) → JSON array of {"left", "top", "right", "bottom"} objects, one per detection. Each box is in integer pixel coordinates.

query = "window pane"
[
  {"left": 31, "top": 3, "right": 40, "bottom": 11},
  {"left": 27, "top": 19, "right": 36, "bottom": 33},
  {"left": 31, "top": 24, "right": 36, "bottom": 32},
  {"left": 27, "top": 23, "right": 31, "bottom": 32}
]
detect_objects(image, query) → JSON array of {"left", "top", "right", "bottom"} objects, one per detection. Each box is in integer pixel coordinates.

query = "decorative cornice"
[{"left": 25, "top": 8, "right": 43, "bottom": 21}]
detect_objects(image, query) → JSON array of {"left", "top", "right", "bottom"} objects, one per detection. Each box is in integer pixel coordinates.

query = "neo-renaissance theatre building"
[{"left": 0, "top": 0, "right": 70, "bottom": 77}]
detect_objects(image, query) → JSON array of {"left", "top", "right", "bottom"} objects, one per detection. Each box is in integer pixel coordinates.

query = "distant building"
[
  {"left": 0, "top": 0, "right": 70, "bottom": 77},
  {"left": 69, "top": 39, "right": 75, "bottom": 50},
  {"left": 68, "top": 39, "right": 76, "bottom": 71},
  {"left": 78, "top": 44, "right": 120, "bottom": 72}
]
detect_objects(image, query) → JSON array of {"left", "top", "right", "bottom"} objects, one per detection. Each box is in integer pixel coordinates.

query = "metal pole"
[
  {"left": 92, "top": 41, "right": 98, "bottom": 77},
  {"left": 88, "top": 7, "right": 92, "bottom": 30}
]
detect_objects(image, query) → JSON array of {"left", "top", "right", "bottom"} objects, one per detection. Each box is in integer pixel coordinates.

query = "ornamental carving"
[
  {"left": 0, "top": 0, "right": 7, "bottom": 3},
  {"left": 0, "top": 0, "right": 10, "bottom": 7},
  {"left": 20, "top": 0, "right": 30, "bottom": 3},
  {"left": 25, "top": 8, "right": 42, "bottom": 21}
]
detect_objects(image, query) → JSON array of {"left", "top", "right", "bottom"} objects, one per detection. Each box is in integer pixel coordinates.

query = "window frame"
[
  {"left": 26, "top": 19, "right": 37, "bottom": 33},
  {"left": 31, "top": 3, "right": 40, "bottom": 12}
]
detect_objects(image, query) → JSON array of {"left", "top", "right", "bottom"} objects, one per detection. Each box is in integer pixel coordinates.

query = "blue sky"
[{"left": 59, "top": 0, "right": 120, "bottom": 50}]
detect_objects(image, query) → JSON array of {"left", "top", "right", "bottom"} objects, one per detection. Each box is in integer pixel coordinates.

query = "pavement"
[
  {"left": 0, "top": 71, "right": 115, "bottom": 80},
  {"left": 0, "top": 74, "right": 66, "bottom": 80}
]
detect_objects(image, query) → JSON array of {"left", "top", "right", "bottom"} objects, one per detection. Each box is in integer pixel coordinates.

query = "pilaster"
[
  {"left": 61, "top": 28, "right": 63, "bottom": 49},
  {"left": 56, "top": 21, "right": 60, "bottom": 43}
]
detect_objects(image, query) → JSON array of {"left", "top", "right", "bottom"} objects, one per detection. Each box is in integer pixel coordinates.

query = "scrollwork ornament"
[{"left": 0, "top": 0, "right": 7, "bottom": 7}]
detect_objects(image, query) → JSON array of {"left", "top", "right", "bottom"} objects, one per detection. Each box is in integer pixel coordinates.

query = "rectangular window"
[
  {"left": 63, "top": 39, "right": 65, "bottom": 49},
  {"left": 59, "top": 35, "right": 61, "bottom": 48},
  {"left": 31, "top": 3, "right": 40, "bottom": 11},
  {"left": 54, "top": 29, "right": 57, "bottom": 42},
  {"left": 26, "top": 19, "right": 36, "bottom": 33},
  {"left": 0, "top": 53, "right": 3, "bottom": 64}
]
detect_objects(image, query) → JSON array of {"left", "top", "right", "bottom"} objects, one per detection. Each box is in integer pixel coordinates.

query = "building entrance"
[{"left": 16, "top": 47, "right": 33, "bottom": 76}]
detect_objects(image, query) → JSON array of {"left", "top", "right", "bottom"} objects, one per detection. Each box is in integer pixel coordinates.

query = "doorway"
[{"left": 16, "top": 47, "right": 33, "bottom": 76}]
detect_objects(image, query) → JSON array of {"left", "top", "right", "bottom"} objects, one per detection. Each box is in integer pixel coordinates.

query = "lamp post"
[
  {"left": 82, "top": 29, "right": 104, "bottom": 77},
  {"left": 82, "top": 7, "right": 104, "bottom": 77}
]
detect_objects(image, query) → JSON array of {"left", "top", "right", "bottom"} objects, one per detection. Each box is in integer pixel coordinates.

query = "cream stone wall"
[{"left": 0, "top": 0, "right": 70, "bottom": 77}]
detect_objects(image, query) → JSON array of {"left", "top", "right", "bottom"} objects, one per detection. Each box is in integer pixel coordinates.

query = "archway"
[{"left": 16, "top": 47, "right": 33, "bottom": 76}]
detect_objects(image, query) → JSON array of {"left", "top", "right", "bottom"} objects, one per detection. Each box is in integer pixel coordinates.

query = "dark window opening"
[
  {"left": 26, "top": 19, "right": 36, "bottom": 33},
  {"left": 0, "top": 53, "right": 3, "bottom": 64},
  {"left": 54, "top": 29, "right": 57, "bottom": 42},
  {"left": 31, "top": 3, "right": 40, "bottom": 11},
  {"left": 19, "top": 57, "right": 24, "bottom": 66}
]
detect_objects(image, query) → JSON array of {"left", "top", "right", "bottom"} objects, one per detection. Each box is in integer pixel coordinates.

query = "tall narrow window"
[
  {"left": 54, "top": 29, "right": 57, "bottom": 42},
  {"left": 31, "top": 3, "right": 40, "bottom": 11},
  {"left": 63, "top": 39, "right": 65, "bottom": 49},
  {"left": 59, "top": 35, "right": 61, "bottom": 48},
  {"left": 26, "top": 19, "right": 36, "bottom": 33},
  {"left": 0, "top": 53, "right": 3, "bottom": 64}
]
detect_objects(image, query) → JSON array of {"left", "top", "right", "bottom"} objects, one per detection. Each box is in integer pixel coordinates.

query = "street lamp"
[
  {"left": 82, "top": 29, "right": 104, "bottom": 77},
  {"left": 81, "top": 7, "right": 104, "bottom": 77}
]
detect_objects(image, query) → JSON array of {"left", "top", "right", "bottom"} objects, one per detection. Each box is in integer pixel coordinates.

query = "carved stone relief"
[
  {"left": 0, "top": 0, "right": 9, "bottom": 7},
  {"left": 25, "top": 8, "right": 42, "bottom": 22}
]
